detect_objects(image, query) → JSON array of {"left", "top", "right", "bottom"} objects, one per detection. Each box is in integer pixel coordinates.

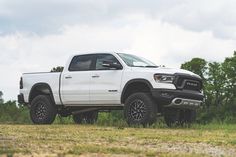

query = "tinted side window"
[
  {"left": 69, "top": 55, "right": 94, "bottom": 71},
  {"left": 96, "top": 54, "right": 121, "bottom": 70}
]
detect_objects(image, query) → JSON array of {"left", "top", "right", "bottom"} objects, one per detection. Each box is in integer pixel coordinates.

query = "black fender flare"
[
  {"left": 29, "top": 82, "right": 55, "bottom": 104},
  {"left": 121, "top": 79, "right": 153, "bottom": 103}
]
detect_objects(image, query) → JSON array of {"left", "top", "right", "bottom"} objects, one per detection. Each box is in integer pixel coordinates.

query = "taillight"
[{"left": 20, "top": 77, "right": 23, "bottom": 89}]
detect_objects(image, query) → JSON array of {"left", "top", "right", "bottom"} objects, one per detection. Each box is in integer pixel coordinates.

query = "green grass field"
[{"left": 0, "top": 124, "right": 236, "bottom": 157}]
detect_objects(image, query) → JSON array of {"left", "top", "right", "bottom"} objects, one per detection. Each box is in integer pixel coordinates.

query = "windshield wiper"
[
  {"left": 144, "top": 65, "right": 158, "bottom": 68},
  {"left": 131, "top": 65, "right": 158, "bottom": 68}
]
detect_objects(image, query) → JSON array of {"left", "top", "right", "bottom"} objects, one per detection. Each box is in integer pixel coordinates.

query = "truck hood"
[{"left": 132, "top": 67, "right": 201, "bottom": 78}]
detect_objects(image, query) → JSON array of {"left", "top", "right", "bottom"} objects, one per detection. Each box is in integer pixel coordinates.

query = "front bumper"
[
  {"left": 17, "top": 93, "right": 25, "bottom": 104},
  {"left": 151, "top": 89, "right": 204, "bottom": 108}
]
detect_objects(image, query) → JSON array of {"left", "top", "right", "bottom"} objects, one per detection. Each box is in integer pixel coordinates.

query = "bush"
[
  {"left": 97, "top": 111, "right": 127, "bottom": 126},
  {"left": 196, "top": 98, "right": 236, "bottom": 124},
  {"left": 0, "top": 101, "right": 31, "bottom": 124}
]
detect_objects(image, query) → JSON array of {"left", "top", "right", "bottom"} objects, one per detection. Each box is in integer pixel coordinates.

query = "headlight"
[{"left": 154, "top": 74, "right": 175, "bottom": 83}]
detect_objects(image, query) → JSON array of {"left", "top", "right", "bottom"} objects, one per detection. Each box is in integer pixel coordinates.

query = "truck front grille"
[{"left": 174, "top": 74, "right": 202, "bottom": 92}]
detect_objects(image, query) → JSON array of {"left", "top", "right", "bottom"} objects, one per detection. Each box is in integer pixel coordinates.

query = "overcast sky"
[{"left": 0, "top": 0, "right": 235, "bottom": 100}]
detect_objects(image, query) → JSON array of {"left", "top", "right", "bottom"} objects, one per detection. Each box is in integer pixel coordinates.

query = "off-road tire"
[
  {"left": 124, "top": 92, "right": 157, "bottom": 126},
  {"left": 30, "top": 95, "right": 57, "bottom": 124},
  {"left": 73, "top": 111, "right": 98, "bottom": 124}
]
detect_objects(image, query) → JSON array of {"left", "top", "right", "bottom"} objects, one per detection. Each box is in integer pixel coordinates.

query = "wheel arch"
[
  {"left": 121, "top": 79, "right": 153, "bottom": 104},
  {"left": 29, "top": 83, "right": 55, "bottom": 105}
]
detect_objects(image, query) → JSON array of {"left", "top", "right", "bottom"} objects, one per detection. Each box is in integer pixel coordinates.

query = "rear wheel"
[
  {"left": 73, "top": 111, "right": 98, "bottom": 124},
  {"left": 30, "top": 95, "right": 57, "bottom": 124},
  {"left": 124, "top": 92, "right": 157, "bottom": 126}
]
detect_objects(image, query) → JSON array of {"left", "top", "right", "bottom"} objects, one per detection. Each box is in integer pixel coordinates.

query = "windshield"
[{"left": 118, "top": 53, "right": 158, "bottom": 67}]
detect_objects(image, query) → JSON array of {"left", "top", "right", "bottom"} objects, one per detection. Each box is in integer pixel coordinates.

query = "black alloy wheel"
[
  {"left": 129, "top": 99, "right": 147, "bottom": 122},
  {"left": 35, "top": 103, "right": 47, "bottom": 120},
  {"left": 124, "top": 92, "right": 157, "bottom": 126},
  {"left": 30, "top": 95, "right": 57, "bottom": 124}
]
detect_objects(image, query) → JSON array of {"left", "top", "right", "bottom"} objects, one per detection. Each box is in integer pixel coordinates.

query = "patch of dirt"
[{"left": 152, "top": 142, "right": 236, "bottom": 157}]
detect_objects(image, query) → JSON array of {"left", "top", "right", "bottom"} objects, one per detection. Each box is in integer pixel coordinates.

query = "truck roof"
[{"left": 72, "top": 51, "right": 117, "bottom": 56}]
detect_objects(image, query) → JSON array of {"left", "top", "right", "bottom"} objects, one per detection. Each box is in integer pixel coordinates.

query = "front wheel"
[
  {"left": 124, "top": 92, "right": 157, "bottom": 126},
  {"left": 30, "top": 95, "right": 57, "bottom": 124}
]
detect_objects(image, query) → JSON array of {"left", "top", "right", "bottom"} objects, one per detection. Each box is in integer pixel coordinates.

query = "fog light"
[{"left": 174, "top": 99, "right": 182, "bottom": 104}]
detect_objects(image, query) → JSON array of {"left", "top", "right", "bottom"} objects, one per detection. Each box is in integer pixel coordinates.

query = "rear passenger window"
[{"left": 69, "top": 55, "right": 94, "bottom": 71}]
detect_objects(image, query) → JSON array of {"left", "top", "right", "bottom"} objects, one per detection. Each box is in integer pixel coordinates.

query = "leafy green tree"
[
  {"left": 206, "top": 62, "right": 226, "bottom": 108},
  {"left": 220, "top": 51, "right": 236, "bottom": 122},
  {"left": 181, "top": 52, "right": 236, "bottom": 123},
  {"left": 51, "top": 66, "right": 64, "bottom": 72},
  {"left": 0, "top": 91, "right": 3, "bottom": 104},
  {"left": 181, "top": 58, "right": 207, "bottom": 79},
  {"left": 222, "top": 51, "right": 236, "bottom": 102}
]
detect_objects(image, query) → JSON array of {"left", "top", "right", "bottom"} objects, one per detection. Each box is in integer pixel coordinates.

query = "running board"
[{"left": 72, "top": 108, "right": 99, "bottom": 115}]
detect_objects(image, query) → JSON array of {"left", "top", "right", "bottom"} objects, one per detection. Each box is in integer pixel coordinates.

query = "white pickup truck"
[{"left": 18, "top": 52, "right": 204, "bottom": 126}]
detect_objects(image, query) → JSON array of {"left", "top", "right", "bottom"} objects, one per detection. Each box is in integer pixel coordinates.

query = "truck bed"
[{"left": 21, "top": 72, "right": 62, "bottom": 104}]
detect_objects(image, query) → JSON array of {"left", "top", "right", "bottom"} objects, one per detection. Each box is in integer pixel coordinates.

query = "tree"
[
  {"left": 51, "top": 66, "right": 64, "bottom": 72},
  {"left": 206, "top": 62, "right": 226, "bottom": 108},
  {"left": 181, "top": 58, "right": 207, "bottom": 79},
  {"left": 180, "top": 51, "right": 236, "bottom": 123},
  {"left": 0, "top": 91, "right": 3, "bottom": 104},
  {"left": 222, "top": 51, "right": 236, "bottom": 101}
]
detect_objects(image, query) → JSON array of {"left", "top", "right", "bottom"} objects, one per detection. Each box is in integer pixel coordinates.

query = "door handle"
[
  {"left": 92, "top": 75, "right": 100, "bottom": 78},
  {"left": 65, "top": 75, "right": 72, "bottom": 79}
]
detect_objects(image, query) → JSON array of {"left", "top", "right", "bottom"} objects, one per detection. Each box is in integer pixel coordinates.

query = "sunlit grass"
[{"left": 0, "top": 124, "right": 235, "bottom": 156}]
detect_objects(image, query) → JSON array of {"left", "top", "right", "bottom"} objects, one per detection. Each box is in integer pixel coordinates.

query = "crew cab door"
[
  {"left": 90, "top": 54, "right": 123, "bottom": 105},
  {"left": 61, "top": 54, "right": 95, "bottom": 105}
]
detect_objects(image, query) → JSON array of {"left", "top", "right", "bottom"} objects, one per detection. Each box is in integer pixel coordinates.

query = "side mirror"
[{"left": 102, "top": 61, "right": 122, "bottom": 70}]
